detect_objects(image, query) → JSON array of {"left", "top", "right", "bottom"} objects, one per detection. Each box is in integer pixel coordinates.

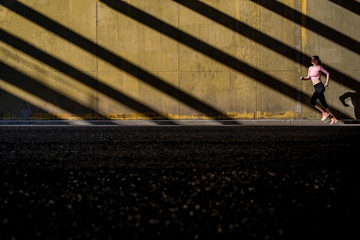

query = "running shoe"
[
  {"left": 330, "top": 118, "right": 338, "bottom": 125},
  {"left": 321, "top": 112, "right": 330, "bottom": 121}
]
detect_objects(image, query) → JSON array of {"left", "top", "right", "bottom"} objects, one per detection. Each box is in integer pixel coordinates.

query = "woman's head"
[{"left": 311, "top": 55, "right": 322, "bottom": 65}]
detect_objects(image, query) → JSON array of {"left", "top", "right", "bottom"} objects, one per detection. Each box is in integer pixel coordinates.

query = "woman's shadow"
[{"left": 339, "top": 90, "right": 360, "bottom": 119}]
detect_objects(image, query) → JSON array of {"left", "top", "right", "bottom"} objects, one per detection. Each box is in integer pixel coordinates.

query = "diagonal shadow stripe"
[
  {"left": 0, "top": 61, "right": 105, "bottom": 120},
  {"left": 0, "top": 1, "right": 237, "bottom": 124},
  {"left": 251, "top": 0, "right": 360, "bottom": 54},
  {"left": 100, "top": 0, "right": 350, "bottom": 119},
  {"left": 0, "top": 28, "right": 178, "bottom": 124},
  {"left": 0, "top": 91, "right": 65, "bottom": 121},
  {"left": 174, "top": 0, "right": 360, "bottom": 95},
  {"left": 329, "top": 0, "right": 360, "bottom": 15},
  {"left": 174, "top": 0, "right": 301, "bottom": 65}
]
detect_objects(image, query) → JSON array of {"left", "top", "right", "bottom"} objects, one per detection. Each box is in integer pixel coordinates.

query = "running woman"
[{"left": 300, "top": 56, "right": 338, "bottom": 124}]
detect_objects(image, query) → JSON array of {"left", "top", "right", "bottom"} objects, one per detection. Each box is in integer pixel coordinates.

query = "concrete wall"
[{"left": 0, "top": 0, "right": 359, "bottom": 120}]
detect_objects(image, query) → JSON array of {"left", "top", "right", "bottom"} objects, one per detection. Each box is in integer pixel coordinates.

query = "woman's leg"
[
  {"left": 318, "top": 92, "right": 336, "bottom": 118},
  {"left": 311, "top": 91, "right": 327, "bottom": 113},
  {"left": 315, "top": 104, "right": 326, "bottom": 113},
  {"left": 325, "top": 108, "right": 335, "bottom": 118}
]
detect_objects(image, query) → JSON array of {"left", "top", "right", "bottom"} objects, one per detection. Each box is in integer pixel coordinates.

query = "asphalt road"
[{"left": 1, "top": 125, "right": 360, "bottom": 239}]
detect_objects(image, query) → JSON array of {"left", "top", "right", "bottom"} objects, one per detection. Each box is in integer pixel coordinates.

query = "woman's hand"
[{"left": 300, "top": 76, "right": 304, "bottom": 80}]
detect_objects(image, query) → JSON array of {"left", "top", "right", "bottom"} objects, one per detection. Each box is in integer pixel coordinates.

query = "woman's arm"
[
  {"left": 300, "top": 68, "right": 311, "bottom": 80},
  {"left": 320, "top": 66, "right": 330, "bottom": 87}
]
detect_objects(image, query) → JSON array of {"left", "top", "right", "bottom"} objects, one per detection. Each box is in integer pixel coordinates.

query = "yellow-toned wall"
[{"left": 0, "top": 0, "right": 359, "bottom": 120}]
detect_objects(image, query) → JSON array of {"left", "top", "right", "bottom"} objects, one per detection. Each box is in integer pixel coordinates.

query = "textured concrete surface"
[
  {"left": 1, "top": 119, "right": 360, "bottom": 126},
  {"left": 0, "top": 0, "right": 359, "bottom": 120},
  {"left": 1, "top": 125, "right": 360, "bottom": 239}
]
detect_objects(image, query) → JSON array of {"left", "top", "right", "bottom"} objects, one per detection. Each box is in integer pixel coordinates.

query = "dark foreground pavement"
[{"left": 1, "top": 124, "right": 360, "bottom": 239}]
